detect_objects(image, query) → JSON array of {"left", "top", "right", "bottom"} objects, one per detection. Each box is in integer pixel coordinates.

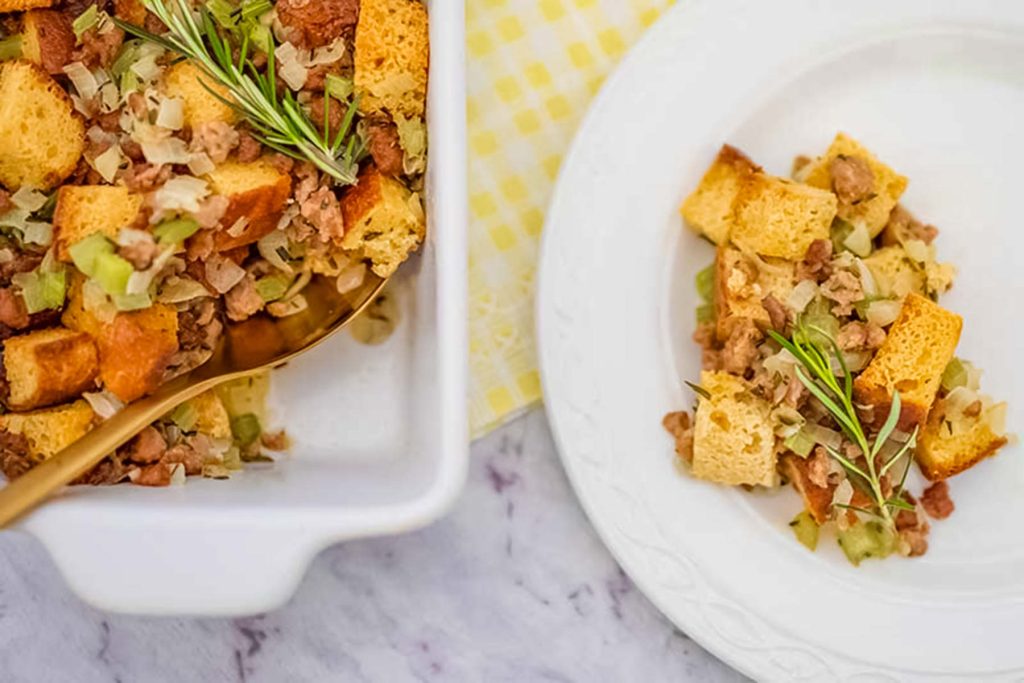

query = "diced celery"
[
  {"left": 255, "top": 274, "right": 289, "bottom": 302},
  {"left": 153, "top": 217, "right": 200, "bottom": 244},
  {"left": 842, "top": 222, "right": 872, "bottom": 257},
  {"left": 801, "top": 298, "right": 840, "bottom": 346},
  {"left": 325, "top": 74, "right": 354, "bottom": 102},
  {"left": 230, "top": 413, "right": 262, "bottom": 446},
  {"left": 69, "top": 233, "right": 115, "bottom": 277},
  {"left": 72, "top": 5, "right": 98, "bottom": 40},
  {"left": 206, "top": 0, "right": 238, "bottom": 29},
  {"left": 113, "top": 291, "right": 152, "bottom": 311},
  {"left": 830, "top": 217, "right": 855, "bottom": 254},
  {"left": 789, "top": 511, "right": 819, "bottom": 551},
  {"left": 93, "top": 251, "right": 133, "bottom": 295},
  {"left": 0, "top": 35, "right": 21, "bottom": 60},
  {"left": 696, "top": 303, "right": 715, "bottom": 324},
  {"left": 836, "top": 520, "right": 896, "bottom": 566},
  {"left": 12, "top": 267, "right": 66, "bottom": 313},
  {"left": 110, "top": 40, "right": 140, "bottom": 77},
  {"left": 784, "top": 429, "right": 815, "bottom": 458},
  {"left": 695, "top": 262, "right": 715, "bottom": 302},
  {"left": 941, "top": 358, "right": 968, "bottom": 392},
  {"left": 169, "top": 401, "right": 198, "bottom": 432}
]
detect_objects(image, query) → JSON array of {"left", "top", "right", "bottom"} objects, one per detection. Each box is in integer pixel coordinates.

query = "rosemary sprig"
[
  {"left": 113, "top": 0, "right": 364, "bottom": 184},
  {"left": 768, "top": 323, "right": 918, "bottom": 532}
]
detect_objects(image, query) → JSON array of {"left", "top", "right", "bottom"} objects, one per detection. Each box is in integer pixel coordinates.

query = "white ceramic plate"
[
  {"left": 13, "top": 0, "right": 467, "bottom": 616},
  {"left": 537, "top": 1, "right": 1024, "bottom": 679}
]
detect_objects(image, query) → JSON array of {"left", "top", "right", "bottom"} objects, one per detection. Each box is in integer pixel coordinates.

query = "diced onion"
[
  {"left": 116, "top": 227, "right": 152, "bottom": 247},
  {"left": 335, "top": 262, "right": 366, "bottom": 294},
  {"left": 21, "top": 221, "right": 52, "bottom": 246},
  {"left": 99, "top": 81, "right": 120, "bottom": 112},
  {"left": 187, "top": 151, "right": 216, "bottom": 176},
  {"left": 267, "top": 294, "right": 307, "bottom": 317},
  {"left": 308, "top": 37, "right": 345, "bottom": 66},
  {"left": 11, "top": 187, "right": 48, "bottom": 212},
  {"left": 854, "top": 258, "right": 877, "bottom": 298},
  {"left": 903, "top": 239, "right": 931, "bottom": 264},
  {"left": 63, "top": 61, "right": 99, "bottom": 99},
  {"left": 92, "top": 144, "right": 123, "bottom": 183},
  {"left": 275, "top": 42, "right": 308, "bottom": 90},
  {"left": 130, "top": 52, "right": 162, "bottom": 81},
  {"left": 866, "top": 299, "right": 902, "bottom": 327},
  {"left": 169, "top": 462, "right": 187, "bottom": 486},
  {"left": 157, "top": 276, "right": 211, "bottom": 303},
  {"left": 226, "top": 216, "right": 249, "bottom": 237},
  {"left": 804, "top": 422, "right": 844, "bottom": 450},
  {"left": 204, "top": 257, "right": 246, "bottom": 294},
  {"left": 257, "top": 229, "right": 293, "bottom": 273},
  {"left": 156, "top": 97, "right": 184, "bottom": 130},
  {"left": 986, "top": 402, "right": 1008, "bottom": 436},
  {"left": 786, "top": 280, "right": 818, "bottom": 314},
  {"left": 153, "top": 175, "right": 210, "bottom": 214},
  {"left": 142, "top": 136, "right": 191, "bottom": 165},
  {"left": 82, "top": 390, "right": 125, "bottom": 420}
]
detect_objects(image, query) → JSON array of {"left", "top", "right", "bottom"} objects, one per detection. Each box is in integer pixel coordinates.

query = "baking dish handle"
[{"left": 25, "top": 518, "right": 325, "bottom": 616}]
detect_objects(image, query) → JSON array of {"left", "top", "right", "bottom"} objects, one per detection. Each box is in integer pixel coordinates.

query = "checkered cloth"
[{"left": 466, "top": 0, "right": 675, "bottom": 436}]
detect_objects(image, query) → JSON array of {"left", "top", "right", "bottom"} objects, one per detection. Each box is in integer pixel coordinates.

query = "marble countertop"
[{"left": 0, "top": 410, "right": 747, "bottom": 682}]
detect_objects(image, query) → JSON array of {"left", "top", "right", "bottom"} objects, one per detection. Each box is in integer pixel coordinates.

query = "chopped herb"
[{"left": 684, "top": 380, "right": 711, "bottom": 400}]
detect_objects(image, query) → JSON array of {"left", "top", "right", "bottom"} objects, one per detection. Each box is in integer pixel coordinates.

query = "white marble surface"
[{"left": 0, "top": 410, "right": 746, "bottom": 682}]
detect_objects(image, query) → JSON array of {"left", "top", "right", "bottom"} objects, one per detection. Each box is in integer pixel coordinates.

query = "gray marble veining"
[{"left": 0, "top": 410, "right": 747, "bottom": 682}]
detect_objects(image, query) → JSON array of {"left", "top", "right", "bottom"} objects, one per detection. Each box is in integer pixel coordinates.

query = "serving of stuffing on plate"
[
  {"left": 0, "top": 0, "right": 428, "bottom": 486},
  {"left": 664, "top": 133, "right": 1011, "bottom": 564}
]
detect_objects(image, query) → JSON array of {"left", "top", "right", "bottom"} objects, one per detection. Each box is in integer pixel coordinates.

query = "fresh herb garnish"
[
  {"left": 113, "top": 0, "right": 365, "bottom": 184},
  {"left": 768, "top": 321, "right": 918, "bottom": 535}
]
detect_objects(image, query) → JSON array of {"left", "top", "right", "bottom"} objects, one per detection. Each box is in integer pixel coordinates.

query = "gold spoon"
[{"left": 0, "top": 272, "right": 387, "bottom": 528}]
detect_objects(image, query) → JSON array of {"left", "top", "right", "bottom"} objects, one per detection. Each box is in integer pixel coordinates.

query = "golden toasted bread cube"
[
  {"left": 0, "top": 0, "right": 53, "bottom": 12},
  {"left": 340, "top": 165, "right": 425, "bottom": 277},
  {"left": 680, "top": 145, "right": 762, "bottom": 245},
  {"left": 799, "top": 132, "right": 908, "bottom": 237},
  {"left": 53, "top": 186, "right": 144, "bottom": 261},
  {"left": 112, "top": 0, "right": 148, "bottom": 25},
  {"left": 0, "top": 400, "right": 95, "bottom": 460},
  {"left": 0, "top": 60, "right": 84, "bottom": 191},
  {"left": 3, "top": 327, "right": 99, "bottom": 411},
  {"left": 20, "top": 10, "right": 74, "bottom": 75},
  {"left": 917, "top": 397, "right": 1008, "bottom": 480},
  {"left": 853, "top": 293, "right": 962, "bottom": 429},
  {"left": 730, "top": 174, "right": 837, "bottom": 260},
  {"left": 188, "top": 390, "right": 232, "bottom": 439},
  {"left": 714, "top": 246, "right": 794, "bottom": 341},
  {"left": 862, "top": 246, "right": 926, "bottom": 299},
  {"left": 354, "top": 0, "right": 429, "bottom": 118},
  {"left": 162, "top": 61, "right": 237, "bottom": 129},
  {"left": 62, "top": 281, "right": 179, "bottom": 403},
  {"left": 691, "top": 370, "right": 778, "bottom": 487},
  {"left": 203, "top": 160, "right": 292, "bottom": 251}
]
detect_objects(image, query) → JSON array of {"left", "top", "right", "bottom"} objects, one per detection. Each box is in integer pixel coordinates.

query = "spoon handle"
[{"left": 0, "top": 374, "right": 217, "bottom": 529}]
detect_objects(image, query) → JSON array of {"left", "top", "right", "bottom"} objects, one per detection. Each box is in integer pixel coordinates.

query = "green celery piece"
[
  {"left": 153, "top": 217, "right": 200, "bottom": 244},
  {"left": 69, "top": 233, "right": 115, "bottom": 277},
  {"left": 255, "top": 275, "right": 289, "bottom": 302},
  {"left": 789, "top": 511, "right": 819, "bottom": 551},
  {"left": 93, "top": 251, "right": 134, "bottom": 295},
  {"left": 230, "top": 413, "right": 261, "bottom": 446}
]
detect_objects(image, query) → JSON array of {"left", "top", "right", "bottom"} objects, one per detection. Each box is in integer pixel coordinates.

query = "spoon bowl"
[{"left": 0, "top": 272, "right": 387, "bottom": 528}]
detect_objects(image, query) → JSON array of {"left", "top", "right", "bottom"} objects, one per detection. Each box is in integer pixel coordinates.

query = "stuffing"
[
  {"left": 0, "top": 399, "right": 96, "bottom": 461},
  {"left": 203, "top": 160, "right": 292, "bottom": 251},
  {"left": 2, "top": 327, "right": 99, "bottom": 411},
  {"left": 680, "top": 144, "right": 762, "bottom": 245},
  {"left": 52, "top": 186, "right": 144, "bottom": 261}
]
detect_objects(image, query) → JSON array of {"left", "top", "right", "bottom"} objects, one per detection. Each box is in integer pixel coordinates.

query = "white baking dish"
[{"left": 10, "top": 0, "right": 467, "bottom": 616}]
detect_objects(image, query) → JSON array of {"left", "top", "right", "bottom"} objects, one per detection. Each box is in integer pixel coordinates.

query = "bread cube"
[
  {"left": 862, "top": 246, "right": 926, "bottom": 299},
  {"left": 112, "top": 0, "right": 148, "bottom": 25},
  {"left": 714, "top": 246, "right": 794, "bottom": 341},
  {"left": 0, "top": 0, "right": 53, "bottom": 12},
  {"left": 799, "top": 132, "right": 908, "bottom": 237},
  {"left": 917, "top": 396, "right": 1008, "bottom": 480},
  {"left": 62, "top": 281, "right": 179, "bottom": 402},
  {"left": 203, "top": 160, "right": 291, "bottom": 251},
  {"left": 691, "top": 370, "right": 778, "bottom": 487},
  {"left": 680, "top": 145, "right": 762, "bottom": 245},
  {"left": 0, "top": 60, "right": 84, "bottom": 191},
  {"left": 188, "top": 390, "right": 231, "bottom": 439},
  {"left": 3, "top": 327, "right": 99, "bottom": 411},
  {"left": 354, "top": 0, "right": 429, "bottom": 118},
  {"left": 0, "top": 400, "right": 95, "bottom": 460},
  {"left": 340, "top": 164, "right": 425, "bottom": 277},
  {"left": 730, "top": 174, "right": 837, "bottom": 260},
  {"left": 20, "top": 10, "right": 74, "bottom": 75},
  {"left": 53, "top": 186, "right": 144, "bottom": 261},
  {"left": 853, "top": 293, "right": 962, "bottom": 429},
  {"left": 162, "top": 61, "right": 237, "bottom": 129}
]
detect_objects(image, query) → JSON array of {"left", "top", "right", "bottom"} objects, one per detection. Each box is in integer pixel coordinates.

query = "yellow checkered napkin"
[{"left": 467, "top": 0, "right": 675, "bottom": 437}]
